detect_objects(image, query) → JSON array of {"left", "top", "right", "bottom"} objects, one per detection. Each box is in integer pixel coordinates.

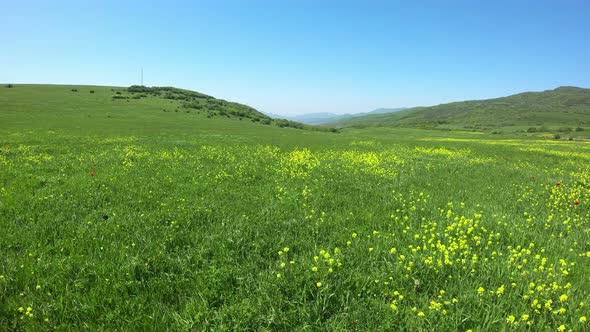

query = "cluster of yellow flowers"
[
  {"left": 17, "top": 306, "right": 33, "bottom": 319},
  {"left": 272, "top": 172, "right": 589, "bottom": 329}
]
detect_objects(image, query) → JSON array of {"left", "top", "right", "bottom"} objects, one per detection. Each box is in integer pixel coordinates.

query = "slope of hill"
[
  {"left": 0, "top": 84, "right": 330, "bottom": 134},
  {"left": 332, "top": 87, "right": 590, "bottom": 133},
  {"left": 368, "top": 107, "right": 406, "bottom": 115}
]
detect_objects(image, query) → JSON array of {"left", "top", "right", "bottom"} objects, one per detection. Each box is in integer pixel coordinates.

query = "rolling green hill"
[
  {"left": 0, "top": 84, "right": 327, "bottom": 134},
  {"left": 332, "top": 86, "right": 590, "bottom": 134}
]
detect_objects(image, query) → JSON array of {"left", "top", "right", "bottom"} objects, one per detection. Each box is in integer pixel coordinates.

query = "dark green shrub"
[
  {"left": 274, "top": 119, "right": 305, "bottom": 129},
  {"left": 89, "top": 90, "right": 95, "bottom": 94},
  {"left": 526, "top": 127, "right": 537, "bottom": 133},
  {"left": 127, "top": 85, "right": 151, "bottom": 93},
  {"left": 575, "top": 127, "right": 584, "bottom": 132},
  {"left": 181, "top": 102, "right": 203, "bottom": 110}
]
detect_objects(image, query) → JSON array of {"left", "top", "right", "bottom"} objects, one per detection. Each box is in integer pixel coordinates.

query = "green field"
[{"left": 1, "top": 85, "right": 589, "bottom": 331}]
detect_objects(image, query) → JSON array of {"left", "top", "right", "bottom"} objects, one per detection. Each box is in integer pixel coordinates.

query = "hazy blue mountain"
[{"left": 264, "top": 108, "right": 406, "bottom": 125}]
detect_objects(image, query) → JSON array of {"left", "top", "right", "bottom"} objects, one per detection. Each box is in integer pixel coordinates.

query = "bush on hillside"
[
  {"left": 526, "top": 127, "right": 537, "bottom": 133},
  {"left": 6, "top": 84, "right": 13, "bottom": 88},
  {"left": 71, "top": 89, "right": 78, "bottom": 92},
  {"left": 183, "top": 102, "right": 203, "bottom": 110},
  {"left": 128, "top": 85, "right": 151, "bottom": 93},
  {"left": 575, "top": 127, "right": 584, "bottom": 132},
  {"left": 90, "top": 90, "right": 95, "bottom": 94},
  {"left": 274, "top": 119, "right": 305, "bottom": 129}
]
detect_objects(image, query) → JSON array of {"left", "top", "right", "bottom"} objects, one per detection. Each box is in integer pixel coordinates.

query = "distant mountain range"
[
  {"left": 329, "top": 86, "right": 590, "bottom": 131},
  {"left": 264, "top": 108, "right": 406, "bottom": 125}
]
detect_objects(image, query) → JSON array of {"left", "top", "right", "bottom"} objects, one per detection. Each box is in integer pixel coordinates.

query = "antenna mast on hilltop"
[{"left": 141, "top": 67, "right": 144, "bottom": 86}]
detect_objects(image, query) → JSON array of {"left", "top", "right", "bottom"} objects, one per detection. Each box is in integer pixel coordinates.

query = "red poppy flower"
[
  {"left": 90, "top": 173, "right": 95, "bottom": 177},
  {"left": 555, "top": 182, "right": 561, "bottom": 186},
  {"left": 574, "top": 201, "right": 580, "bottom": 206}
]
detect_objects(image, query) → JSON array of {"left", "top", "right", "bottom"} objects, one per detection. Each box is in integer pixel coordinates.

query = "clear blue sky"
[{"left": 2, "top": 0, "right": 589, "bottom": 116}]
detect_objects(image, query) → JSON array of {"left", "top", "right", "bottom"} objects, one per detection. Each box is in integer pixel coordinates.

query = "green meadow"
[{"left": 1, "top": 85, "right": 589, "bottom": 331}]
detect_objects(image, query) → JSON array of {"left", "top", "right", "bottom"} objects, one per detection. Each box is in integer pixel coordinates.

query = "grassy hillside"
[
  {"left": 333, "top": 86, "right": 590, "bottom": 135},
  {"left": 0, "top": 84, "right": 331, "bottom": 134},
  {"left": 1, "top": 84, "right": 589, "bottom": 331}
]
